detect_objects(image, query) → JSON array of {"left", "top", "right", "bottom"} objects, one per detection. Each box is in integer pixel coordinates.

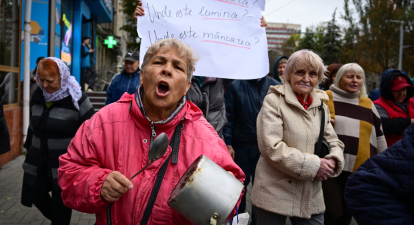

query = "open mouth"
[{"left": 156, "top": 81, "right": 170, "bottom": 97}]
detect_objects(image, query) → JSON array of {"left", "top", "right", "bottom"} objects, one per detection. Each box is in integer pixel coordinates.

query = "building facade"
[{"left": 266, "top": 22, "right": 301, "bottom": 52}]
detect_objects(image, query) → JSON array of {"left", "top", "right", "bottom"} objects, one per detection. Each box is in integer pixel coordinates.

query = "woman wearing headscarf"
[
  {"left": 251, "top": 50, "right": 344, "bottom": 224},
  {"left": 323, "top": 63, "right": 387, "bottom": 225},
  {"left": 21, "top": 57, "right": 95, "bottom": 224},
  {"left": 373, "top": 70, "right": 414, "bottom": 147}
]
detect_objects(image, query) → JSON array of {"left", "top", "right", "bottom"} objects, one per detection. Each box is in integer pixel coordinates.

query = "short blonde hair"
[
  {"left": 283, "top": 50, "right": 326, "bottom": 86},
  {"left": 141, "top": 39, "right": 199, "bottom": 81},
  {"left": 334, "top": 63, "right": 367, "bottom": 99}
]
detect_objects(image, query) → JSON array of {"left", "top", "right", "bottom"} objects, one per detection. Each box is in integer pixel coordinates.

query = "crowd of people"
[{"left": 0, "top": 3, "right": 410, "bottom": 225}]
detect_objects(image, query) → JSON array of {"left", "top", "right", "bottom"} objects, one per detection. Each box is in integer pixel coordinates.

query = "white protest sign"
[{"left": 137, "top": 0, "right": 268, "bottom": 80}]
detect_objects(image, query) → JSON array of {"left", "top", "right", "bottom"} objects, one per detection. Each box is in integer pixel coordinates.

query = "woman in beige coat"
[{"left": 251, "top": 50, "right": 345, "bottom": 225}]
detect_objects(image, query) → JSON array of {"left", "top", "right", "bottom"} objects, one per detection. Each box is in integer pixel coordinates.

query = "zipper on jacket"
[
  {"left": 126, "top": 75, "right": 132, "bottom": 92},
  {"left": 148, "top": 121, "right": 156, "bottom": 163}
]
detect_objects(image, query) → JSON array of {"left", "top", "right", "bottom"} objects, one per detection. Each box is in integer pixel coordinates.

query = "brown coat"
[{"left": 251, "top": 82, "right": 344, "bottom": 219}]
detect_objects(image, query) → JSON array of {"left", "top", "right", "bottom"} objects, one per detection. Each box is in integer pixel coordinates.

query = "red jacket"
[
  {"left": 58, "top": 93, "right": 245, "bottom": 225},
  {"left": 374, "top": 97, "right": 414, "bottom": 146}
]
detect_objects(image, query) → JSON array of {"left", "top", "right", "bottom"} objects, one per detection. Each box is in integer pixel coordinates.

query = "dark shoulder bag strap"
[
  {"left": 140, "top": 121, "right": 183, "bottom": 225},
  {"left": 315, "top": 100, "right": 325, "bottom": 157}
]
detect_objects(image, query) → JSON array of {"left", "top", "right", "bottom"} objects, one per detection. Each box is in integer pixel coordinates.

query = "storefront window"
[
  {"left": 0, "top": 71, "right": 18, "bottom": 105},
  {"left": 61, "top": 0, "right": 73, "bottom": 71},
  {"left": 0, "top": 0, "right": 20, "bottom": 68}
]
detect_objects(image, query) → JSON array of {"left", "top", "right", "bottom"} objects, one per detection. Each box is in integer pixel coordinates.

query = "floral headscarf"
[{"left": 36, "top": 57, "right": 82, "bottom": 110}]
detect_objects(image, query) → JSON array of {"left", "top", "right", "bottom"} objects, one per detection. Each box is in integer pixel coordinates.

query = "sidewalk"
[{"left": 0, "top": 155, "right": 96, "bottom": 225}]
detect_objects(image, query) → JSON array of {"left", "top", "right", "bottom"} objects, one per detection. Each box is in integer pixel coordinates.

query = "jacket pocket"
[{"left": 259, "top": 177, "right": 296, "bottom": 201}]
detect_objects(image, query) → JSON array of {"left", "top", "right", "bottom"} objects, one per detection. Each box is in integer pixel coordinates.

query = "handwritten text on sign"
[{"left": 137, "top": 0, "right": 268, "bottom": 79}]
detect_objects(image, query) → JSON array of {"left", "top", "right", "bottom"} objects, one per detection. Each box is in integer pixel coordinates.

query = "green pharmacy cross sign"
[{"left": 104, "top": 36, "right": 117, "bottom": 49}]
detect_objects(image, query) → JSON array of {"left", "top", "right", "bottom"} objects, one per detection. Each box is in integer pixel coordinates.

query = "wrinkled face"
[
  {"left": 37, "top": 66, "right": 61, "bottom": 94},
  {"left": 278, "top": 63, "right": 286, "bottom": 77},
  {"left": 140, "top": 47, "right": 190, "bottom": 113},
  {"left": 392, "top": 87, "right": 407, "bottom": 104},
  {"left": 125, "top": 60, "right": 140, "bottom": 74},
  {"left": 339, "top": 71, "right": 363, "bottom": 93},
  {"left": 288, "top": 67, "right": 318, "bottom": 96}
]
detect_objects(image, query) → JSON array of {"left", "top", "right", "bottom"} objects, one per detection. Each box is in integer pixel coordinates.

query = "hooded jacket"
[
  {"left": 251, "top": 83, "right": 344, "bottom": 219},
  {"left": 58, "top": 93, "right": 245, "bottom": 225},
  {"left": 373, "top": 72, "right": 414, "bottom": 147},
  {"left": 368, "top": 69, "right": 403, "bottom": 101},
  {"left": 345, "top": 124, "right": 414, "bottom": 225},
  {"left": 223, "top": 76, "right": 280, "bottom": 147},
  {"left": 272, "top": 56, "right": 289, "bottom": 83},
  {"left": 105, "top": 69, "right": 140, "bottom": 105}
]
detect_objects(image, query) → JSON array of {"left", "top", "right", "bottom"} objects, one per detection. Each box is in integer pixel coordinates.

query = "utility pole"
[
  {"left": 387, "top": 20, "right": 414, "bottom": 71},
  {"left": 23, "top": 0, "right": 32, "bottom": 144}
]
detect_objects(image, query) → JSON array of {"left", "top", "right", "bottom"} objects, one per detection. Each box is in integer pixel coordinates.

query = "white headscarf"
[{"left": 36, "top": 57, "right": 82, "bottom": 110}]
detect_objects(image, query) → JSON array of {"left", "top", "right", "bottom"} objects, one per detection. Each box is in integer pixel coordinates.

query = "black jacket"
[
  {"left": 21, "top": 88, "right": 95, "bottom": 207},
  {"left": 0, "top": 92, "right": 10, "bottom": 155},
  {"left": 345, "top": 124, "right": 414, "bottom": 225},
  {"left": 186, "top": 77, "right": 227, "bottom": 137},
  {"left": 223, "top": 77, "right": 281, "bottom": 147}
]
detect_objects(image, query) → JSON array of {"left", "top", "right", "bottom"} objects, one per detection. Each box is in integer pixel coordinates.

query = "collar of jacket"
[
  {"left": 134, "top": 85, "right": 187, "bottom": 125},
  {"left": 269, "top": 82, "right": 328, "bottom": 112},
  {"left": 329, "top": 84, "right": 360, "bottom": 99},
  {"left": 122, "top": 68, "right": 140, "bottom": 77},
  {"left": 32, "top": 88, "right": 74, "bottom": 107}
]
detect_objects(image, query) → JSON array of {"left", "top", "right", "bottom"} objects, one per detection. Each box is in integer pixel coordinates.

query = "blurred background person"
[
  {"left": 345, "top": 124, "right": 414, "bottom": 225},
  {"left": 30, "top": 56, "right": 45, "bottom": 96},
  {"left": 105, "top": 52, "right": 140, "bottom": 105},
  {"left": 0, "top": 91, "right": 10, "bottom": 155},
  {"left": 21, "top": 57, "right": 95, "bottom": 224},
  {"left": 373, "top": 70, "right": 414, "bottom": 147},
  {"left": 251, "top": 50, "right": 344, "bottom": 225},
  {"left": 224, "top": 74, "right": 280, "bottom": 225},
  {"left": 272, "top": 55, "right": 288, "bottom": 83},
  {"left": 323, "top": 63, "right": 387, "bottom": 225},
  {"left": 368, "top": 69, "right": 403, "bottom": 101},
  {"left": 81, "top": 36, "right": 97, "bottom": 91},
  {"left": 319, "top": 63, "right": 343, "bottom": 91}
]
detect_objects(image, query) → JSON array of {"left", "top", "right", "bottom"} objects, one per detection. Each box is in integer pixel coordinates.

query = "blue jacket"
[
  {"left": 223, "top": 77, "right": 280, "bottom": 147},
  {"left": 105, "top": 69, "right": 140, "bottom": 105},
  {"left": 344, "top": 124, "right": 414, "bottom": 225},
  {"left": 81, "top": 45, "right": 91, "bottom": 68}
]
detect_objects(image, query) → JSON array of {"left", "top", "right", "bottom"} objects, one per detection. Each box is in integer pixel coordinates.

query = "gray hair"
[
  {"left": 283, "top": 49, "right": 326, "bottom": 87},
  {"left": 141, "top": 38, "right": 199, "bottom": 81},
  {"left": 334, "top": 63, "right": 367, "bottom": 99}
]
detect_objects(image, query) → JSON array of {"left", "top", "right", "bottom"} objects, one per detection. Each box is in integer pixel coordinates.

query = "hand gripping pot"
[{"left": 168, "top": 155, "right": 244, "bottom": 225}]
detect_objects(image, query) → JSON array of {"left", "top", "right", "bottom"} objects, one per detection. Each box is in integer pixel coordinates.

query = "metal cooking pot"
[{"left": 168, "top": 155, "right": 244, "bottom": 225}]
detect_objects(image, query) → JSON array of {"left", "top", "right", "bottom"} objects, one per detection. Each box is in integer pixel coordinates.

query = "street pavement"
[
  {"left": 0, "top": 155, "right": 358, "bottom": 225},
  {"left": 0, "top": 155, "right": 95, "bottom": 225}
]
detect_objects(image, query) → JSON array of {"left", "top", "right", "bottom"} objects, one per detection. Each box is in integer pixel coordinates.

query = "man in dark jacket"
[
  {"left": 344, "top": 123, "right": 414, "bottom": 225},
  {"left": 105, "top": 52, "right": 140, "bottom": 105},
  {"left": 223, "top": 76, "right": 280, "bottom": 222}
]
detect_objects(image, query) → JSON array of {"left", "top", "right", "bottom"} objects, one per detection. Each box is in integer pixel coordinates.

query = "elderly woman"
[
  {"left": 250, "top": 50, "right": 344, "bottom": 225},
  {"left": 21, "top": 57, "right": 95, "bottom": 224},
  {"left": 57, "top": 39, "right": 245, "bottom": 225},
  {"left": 323, "top": 63, "right": 387, "bottom": 225},
  {"left": 373, "top": 70, "right": 414, "bottom": 147}
]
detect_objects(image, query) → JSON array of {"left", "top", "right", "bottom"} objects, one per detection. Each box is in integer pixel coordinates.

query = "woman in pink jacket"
[{"left": 58, "top": 39, "right": 245, "bottom": 225}]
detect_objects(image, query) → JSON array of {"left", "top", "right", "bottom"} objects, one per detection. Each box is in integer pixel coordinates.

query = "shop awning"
[{"left": 85, "top": 0, "right": 113, "bottom": 23}]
